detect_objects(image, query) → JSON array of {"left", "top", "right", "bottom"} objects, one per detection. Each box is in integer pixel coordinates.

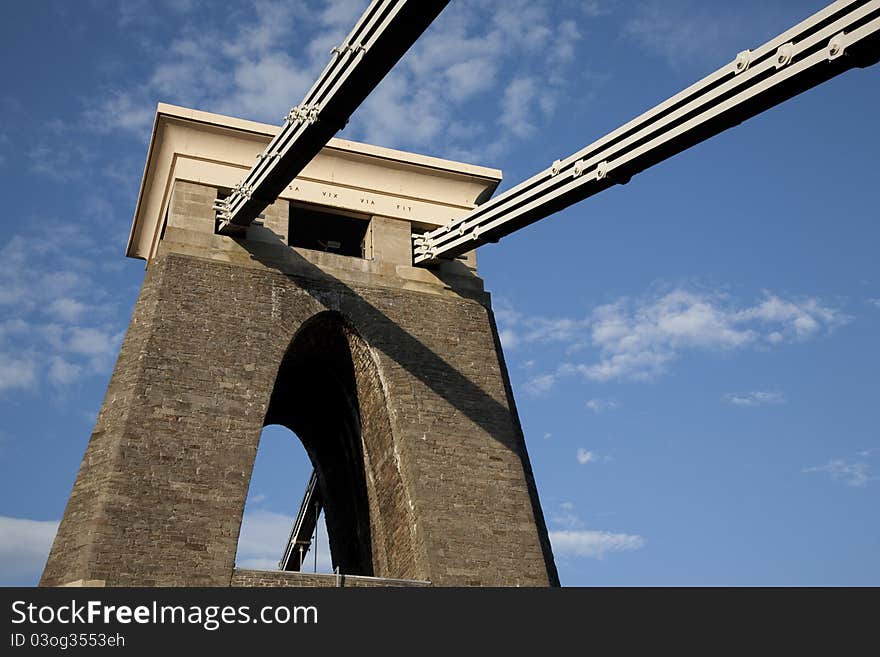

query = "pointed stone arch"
[{"left": 262, "top": 310, "right": 423, "bottom": 579}]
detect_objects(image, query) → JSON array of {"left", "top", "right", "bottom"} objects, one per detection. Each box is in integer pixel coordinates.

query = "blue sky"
[{"left": 1, "top": 0, "right": 878, "bottom": 586}]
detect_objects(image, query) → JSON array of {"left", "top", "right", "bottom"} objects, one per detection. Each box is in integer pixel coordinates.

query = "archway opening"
[
  {"left": 235, "top": 310, "right": 420, "bottom": 580},
  {"left": 262, "top": 312, "right": 376, "bottom": 576},
  {"left": 235, "top": 424, "right": 333, "bottom": 573}
]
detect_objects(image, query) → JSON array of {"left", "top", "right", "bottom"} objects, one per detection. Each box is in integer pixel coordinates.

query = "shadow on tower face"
[
  {"left": 239, "top": 229, "right": 514, "bottom": 443},
  {"left": 264, "top": 312, "right": 374, "bottom": 576},
  {"left": 238, "top": 227, "right": 560, "bottom": 586}
]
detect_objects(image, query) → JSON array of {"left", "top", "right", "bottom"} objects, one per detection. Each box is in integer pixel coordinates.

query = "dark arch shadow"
[
  {"left": 239, "top": 230, "right": 559, "bottom": 585},
  {"left": 263, "top": 311, "right": 420, "bottom": 578}
]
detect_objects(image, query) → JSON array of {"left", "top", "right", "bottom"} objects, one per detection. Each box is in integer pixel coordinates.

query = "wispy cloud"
[
  {"left": 79, "top": 0, "right": 606, "bottom": 162},
  {"left": 84, "top": 1, "right": 316, "bottom": 135},
  {"left": 576, "top": 448, "right": 596, "bottom": 464},
  {"left": 501, "top": 287, "right": 848, "bottom": 392},
  {"left": 803, "top": 459, "right": 873, "bottom": 488},
  {"left": 348, "top": 1, "right": 596, "bottom": 156},
  {"left": 867, "top": 298, "right": 880, "bottom": 309},
  {"left": 723, "top": 391, "right": 785, "bottom": 407},
  {"left": 547, "top": 503, "right": 644, "bottom": 560},
  {"left": 498, "top": 328, "right": 519, "bottom": 350},
  {"left": 550, "top": 529, "right": 646, "bottom": 559},
  {"left": 523, "top": 373, "right": 557, "bottom": 397},
  {"left": 27, "top": 141, "right": 96, "bottom": 183},
  {"left": 0, "top": 354, "right": 38, "bottom": 392},
  {"left": 0, "top": 225, "right": 126, "bottom": 392},
  {"left": 48, "top": 357, "right": 82, "bottom": 387},
  {"left": 0, "top": 516, "right": 59, "bottom": 585},
  {"left": 585, "top": 398, "right": 620, "bottom": 413}
]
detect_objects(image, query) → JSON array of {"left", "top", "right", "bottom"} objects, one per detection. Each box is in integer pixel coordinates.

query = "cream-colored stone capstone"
[{"left": 129, "top": 103, "right": 501, "bottom": 266}]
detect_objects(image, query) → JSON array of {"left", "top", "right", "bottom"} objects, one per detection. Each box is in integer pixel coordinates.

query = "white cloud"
[
  {"left": 67, "top": 327, "right": 121, "bottom": 358},
  {"left": 736, "top": 295, "right": 844, "bottom": 340},
  {"left": 351, "top": 0, "right": 585, "bottom": 154},
  {"left": 494, "top": 300, "right": 589, "bottom": 361},
  {"left": 27, "top": 141, "right": 95, "bottom": 182},
  {"left": 500, "top": 76, "right": 542, "bottom": 139},
  {"left": 87, "top": 0, "right": 604, "bottom": 160},
  {"left": 236, "top": 509, "right": 333, "bottom": 573},
  {"left": 543, "top": 432, "right": 552, "bottom": 440},
  {"left": 0, "top": 516, "right": 59, "bottom": 585},
  {"left": 82, "top": 91, "right": 156, "bottom": 136},
  {"left": 0, "top": 319, "right": 29, "bottom": 341},
  {"left": 505, "top": 288, "right": 847, "bottom": 385},
  {"left": 0, "top": 354, "right": 38, "bottom": 392},
  {"left": 723, "top": 391, "right": 785, "bottom": 407},
  {"left": 84, "top": 1, "right": 316, "bottom": 134},
  {"left": 523, "top": 373, "right": 556, "bottom": 396},
  {"left": 550, "top": 529, "right": 645, "bottom": 559},
  {"left": 498, "top": 328, "right": 519, "bottom": 350},
  {"left": 868, "top": 299, "right": 880, "bottom": 309},
  {"left": 803, "top": 459, "right": 872, "bottom": 488},
  {"left": 49, "top": 298, "right": 89, "bottom": 323},
  {"left": 585, "top": 398, "right": 620, "bottom": 413},
  {"left": 576, "top": 448, "right": 596, "bottom": 465},
  {"left": 48, "top": 357, "right": 82, "bottom": 386},
  {"left": 0, "top": 226, "right": 127, "bottom": 390}
]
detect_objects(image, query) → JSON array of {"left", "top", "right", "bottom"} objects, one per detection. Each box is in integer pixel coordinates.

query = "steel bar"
[
  {"left": 279, "top": 469, "right": 324, "bottom": 572},
  {"left": 414, "top": 0, "right": 880, "bottom": 264},
  {"left": 217, "top": 0, "right": 449, "bottom": 234}
]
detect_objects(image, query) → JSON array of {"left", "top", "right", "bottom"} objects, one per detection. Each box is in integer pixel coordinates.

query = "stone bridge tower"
[{"left": 41, "top": 104, "right": 558, "bottom": 587}]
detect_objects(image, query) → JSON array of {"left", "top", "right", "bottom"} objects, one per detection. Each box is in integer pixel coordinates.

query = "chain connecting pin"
[
  {"left": 775, "top": 42, "right": 794, "bottom": 68},
  {"left": 733, "top": 49, "right": 752, "bottom": 75},
  {"left": 827, "top": 32, "right": 846, "bottom": 60},
  {"left": 284, "top": 105, "right": 320, "bottom": 125},
  {"left": 331, "top": 43, "right": 367, "bottom": 56}
]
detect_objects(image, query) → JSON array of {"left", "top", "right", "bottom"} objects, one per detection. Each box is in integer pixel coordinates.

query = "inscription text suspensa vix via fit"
[{"left": 42, "top": 0, "right": 880, "bottom": 587}]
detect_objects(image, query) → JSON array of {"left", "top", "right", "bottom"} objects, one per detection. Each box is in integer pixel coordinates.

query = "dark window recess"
[
  {"left": 159, "top": 207, "right": 168, "bottom": 241},
  {"left": 290, "top": 207, "right": 368, "bottom": 258}
]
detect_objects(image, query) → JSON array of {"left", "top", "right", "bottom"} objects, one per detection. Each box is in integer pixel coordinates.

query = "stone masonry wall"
[
  {"left": 41, "top": 181, "right": 558, "bottom": 587},
  {"left": 230, "top": 569, "right": 430, "bottom": 588}
]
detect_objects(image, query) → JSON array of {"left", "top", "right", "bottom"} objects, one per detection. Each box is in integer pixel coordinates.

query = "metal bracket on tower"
[
  {"left": 212, "top": 198, "right": 230, "bottom": 221},
  {"left": 255, "top": 150, "right": 282, "bottom": 162}
]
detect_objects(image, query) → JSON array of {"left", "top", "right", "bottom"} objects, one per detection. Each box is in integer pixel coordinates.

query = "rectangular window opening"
[{"left": 289, "top": 206, "right": 369, "bottom": 259}]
